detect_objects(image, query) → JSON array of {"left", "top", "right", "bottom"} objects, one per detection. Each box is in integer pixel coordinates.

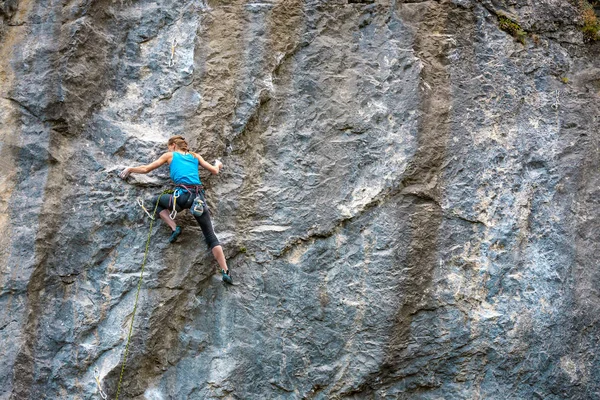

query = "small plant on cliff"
[
  {"left": 580, "top": 1, "right": 600, "bottom": 41},
  {"left": 498, "top": 14, "right": 527, "bottom": 45}
]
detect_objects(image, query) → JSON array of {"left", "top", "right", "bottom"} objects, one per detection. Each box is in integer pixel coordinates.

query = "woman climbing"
[{"left": 119, "top": 135, "right": 233, "bottom": 284}]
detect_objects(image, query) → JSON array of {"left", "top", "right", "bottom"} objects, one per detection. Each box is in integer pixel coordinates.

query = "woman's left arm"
[{"left": 193, "top": 153, "right": 222, "bottom": 175}]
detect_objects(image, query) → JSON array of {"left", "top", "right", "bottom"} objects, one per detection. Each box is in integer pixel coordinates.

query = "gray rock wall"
[{"left": 0, "top": 0, "right": 599, "bottom": 398}]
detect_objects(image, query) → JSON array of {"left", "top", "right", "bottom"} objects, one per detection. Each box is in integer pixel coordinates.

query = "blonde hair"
[{"left": 167, "top": 135, "right": 189, "bottom": 152}]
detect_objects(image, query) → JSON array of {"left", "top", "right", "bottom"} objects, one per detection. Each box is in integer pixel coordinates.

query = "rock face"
[{"left": 1, "top": 0, "right": 599, "bottom": 398}]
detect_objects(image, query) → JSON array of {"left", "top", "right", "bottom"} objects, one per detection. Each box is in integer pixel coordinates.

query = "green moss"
[
  {"left": 581, "top": 5, "right": 600, "bottom": 41},
  {"left": 498, "top": 14, "right": 527, "bottom": 45},
  {"left": 560, "top": 76, "right": 570, "bottom": 84},
  {"left": 239, "top": 246, "right": 247, "bottom": 253}
]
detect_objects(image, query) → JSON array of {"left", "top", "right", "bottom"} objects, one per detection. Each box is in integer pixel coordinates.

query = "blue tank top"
[{"left": 169, "top": 152, "right": 201, "bottom": 185}]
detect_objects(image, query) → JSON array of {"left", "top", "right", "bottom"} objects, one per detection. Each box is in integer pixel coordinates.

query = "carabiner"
[
  {"left": 137, "top": 198, "right": 155, "bottom": 220},
  {"left": 94, "top": 367, "right": 108, "bottom": 400},
  {"left": 170, "top": 189, "right": 180, "bottom": 220}
]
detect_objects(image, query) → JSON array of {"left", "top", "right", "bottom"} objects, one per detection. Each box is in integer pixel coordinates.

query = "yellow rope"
[{"left": 115, "top": 190, "right": 169, "bottom": 400}]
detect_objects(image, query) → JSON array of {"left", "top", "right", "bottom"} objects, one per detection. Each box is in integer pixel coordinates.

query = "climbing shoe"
[
  {"left": 221, "top": 269, "right": 233, "bottom": 284},
  {"left": 169, "top": 226, "right": 182, "bottom": 243}
]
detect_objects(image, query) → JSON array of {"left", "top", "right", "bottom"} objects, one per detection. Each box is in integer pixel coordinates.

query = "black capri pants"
[{"left": 152, "top": 189, "right": 220, "bottom": 250}]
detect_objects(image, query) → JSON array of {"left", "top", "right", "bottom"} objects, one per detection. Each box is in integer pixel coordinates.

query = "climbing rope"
[{"left": 115, "top": 189, "right": 169, "bottom": 400}]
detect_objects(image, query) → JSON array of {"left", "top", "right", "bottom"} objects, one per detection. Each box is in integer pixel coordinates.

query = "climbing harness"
[
  {"left": 137, "top": 186, "right": 202, "bottom": 222},
  {"left": 115, "top": 189, "right": 169, "bottom": 400},
  {"left": 173, "top": 184, "right": 205, "bottom": 218},
  {"left": 94, "top": 367, "right": 108, "bottom": 400}
]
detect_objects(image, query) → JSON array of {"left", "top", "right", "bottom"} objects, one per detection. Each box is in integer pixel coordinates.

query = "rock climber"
[{"left": 119, "top": 135, "right": 233, "bottom": 284}]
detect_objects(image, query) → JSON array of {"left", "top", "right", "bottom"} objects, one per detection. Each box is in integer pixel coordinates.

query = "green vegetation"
[
  {"left": 560, "top": 76, "right": 570, "bottom": 84},
  {"left": 580, "top": 1, "right": 600, "bottom": 41},
  {"left": 239, "top": 246, "right": 247, "bottom": 253},
  {"left": 498, "top": 14, "right": 527, "bottom": 45}
]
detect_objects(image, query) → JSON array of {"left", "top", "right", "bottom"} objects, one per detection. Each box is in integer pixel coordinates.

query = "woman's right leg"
[
  {"left": 151, "top": 194, "right": 176, "bottom": 228},
  {"left": 158, "top": 209, "right": 176, "bottom": 231},
  {"left": 151, "top": 194, "right": 181, "bottom": 241}
]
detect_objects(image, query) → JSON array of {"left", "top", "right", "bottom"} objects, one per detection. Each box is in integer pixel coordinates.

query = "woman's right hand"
[
  {"left": 119, "top": 167, "right": 132, "bottom": 179},
  {"left": 214, "top": 159, "right": 223, "bottom": 171}
]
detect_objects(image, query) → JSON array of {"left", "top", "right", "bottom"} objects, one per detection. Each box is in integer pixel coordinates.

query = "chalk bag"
[{"left": 191, "top": 196, "right": 205, "bottom": 218}]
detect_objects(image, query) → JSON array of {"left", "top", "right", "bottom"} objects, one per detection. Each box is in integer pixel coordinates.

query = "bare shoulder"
[
  {"left": 191, "top": 152, "right": 205, "bottom": 161},
  {"left": 161, "top": 151, "right": 174, "bottom": 164}
]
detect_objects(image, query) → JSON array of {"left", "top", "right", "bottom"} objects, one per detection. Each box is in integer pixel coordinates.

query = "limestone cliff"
[{"left": 1, "top": 0, "right": 599, "bottom": 398}]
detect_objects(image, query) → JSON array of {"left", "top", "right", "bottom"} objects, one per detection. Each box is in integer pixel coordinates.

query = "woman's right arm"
[{"left": 120, "top": 152, "right": 172, "bottom": 179}]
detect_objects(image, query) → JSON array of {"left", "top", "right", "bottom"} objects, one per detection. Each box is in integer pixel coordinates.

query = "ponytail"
[{"left": 167, "top": 135, "right": 189, "bottom": 152}]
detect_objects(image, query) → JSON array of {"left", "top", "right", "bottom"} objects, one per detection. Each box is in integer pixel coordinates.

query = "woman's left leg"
[
  {"left": 193, "top": 205, "right": 232, "bottom": 283},
  {"left": 211, "top": 245, "right": 229, "bottom": 272}
]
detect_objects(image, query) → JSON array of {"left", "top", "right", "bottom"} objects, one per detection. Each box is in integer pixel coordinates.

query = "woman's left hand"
[{"left": 215, "top": 160, "right": 223, "bottom": 171}]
